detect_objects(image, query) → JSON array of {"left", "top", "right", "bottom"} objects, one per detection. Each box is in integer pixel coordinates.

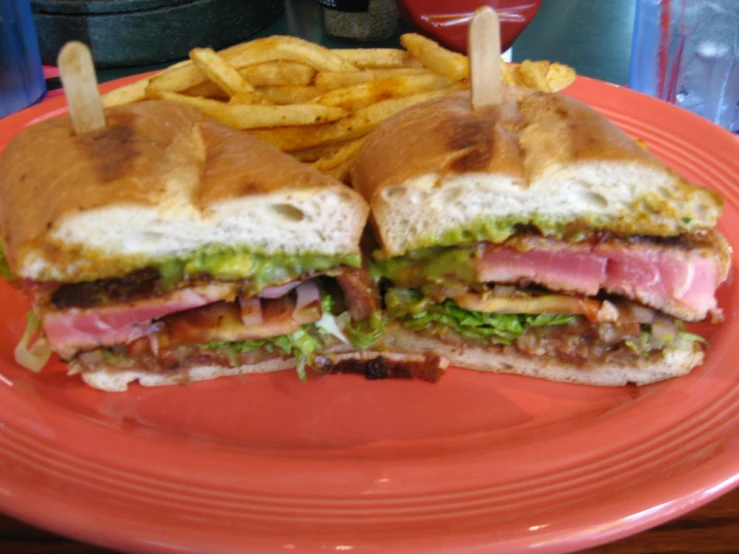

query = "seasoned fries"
[
  {"left": 240, "top": 61, "right": 316, "bottom": 86},
  {"left": 312, "top": 138, "right": 365, "bottom": 173},
  {"left": 314, "top": 68, "right": 434, "bottom": 91},
  {"left": 101, "top": 33, "right": 577, "bottom": 178},
  {"left": 156, "top": 91, "right": 345, "bottom": 128},
  {"left": 312, "top": 75, "right": 451, "bottom": 110},
  {"left": 400, "top": 33, "right": 470, "bottom": 81},
  {"left": 101, "top": 77, "right": 149, "bottom": 108},
  {"left": 189, "top": 48, "right": 255, "bottom": 96},
  {"left": 257, "top": 85, "right": 320, "bottom": 105},
  {"left": 517, "top": 60, "right": 553, "bottom": 92},
  {"left": 249, "top": 88, "right": 456, "bottom": 151},
  {"left": 335, "top": 48, "right": 423, "bottom": 69}
]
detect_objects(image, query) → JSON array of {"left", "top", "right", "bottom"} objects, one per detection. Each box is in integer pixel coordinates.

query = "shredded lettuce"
[
  {"left": 385, "top": 288, "right": 575, "bottom": 345},
  {"left": 0, "top": 241, "right": 13, "bottom": 282},
  {"left": 203, "top": 287, "right": 385, "bottom": 380},
  {"left": 345, "top": 311, "right": 387, "bottom": 349},
  {"left": 14, "top": 312, "right": 51, "bottom": 372},
  {"left": 676, "top": 321, "right": 708, "bottom": 345},
  {"left": 205, "top": 326, "right": 322, "bottom": 381},
  {"left": 623, "top": 321, "right": 707, "bottom": 357},
  {"left": 624, "top": 331, "right": 652, "bottom": 357}
]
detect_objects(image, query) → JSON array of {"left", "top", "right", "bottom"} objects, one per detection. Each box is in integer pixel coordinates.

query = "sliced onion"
[
  {"left": 625, "top": 303, "right": 656, "bottom": 324},
  {"left": 14, "top": 312, "right": 52, "bottom": 373},
  {"left": 492, "top": 285, "right": 516, "bottom": 297},
  {"left": 259, "top": 281, "right": 300, "bottom": 299},
  {"left": 651, "top": 315, "right": 677, "bottom": 344},
  {"left": 239, "top": 296, "right": 264, "bottom": 326},
  {"left": 295, "top": 280, "right": 321, "bottom": 312}
]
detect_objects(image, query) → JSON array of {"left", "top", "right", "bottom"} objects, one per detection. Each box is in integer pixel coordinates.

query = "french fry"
[
  {"left": 400, "top": 33, "right": 469, "bottom": 81},
  {"left": 153, "top": 91, "right": 231, "bottom": 111},
  {"left": 147, "top": 63, "right": 205, "bottom": 95},
  {"left": 189, "top": 47, "right": 255, "bottom": 96},
  {"left": 155, "top": 91, "right": 345, "bottom": 129},
  {"left": 500, "top": 61, "right": 522, "bottom": 87},
  {"left": 148, "top": 36, "right": 356, "bottom": 95},
  {"left": 517, "top": 60, "right": 552, "bottom": 92},
  {"left": 312, "top": 75, "right": 452, "bottom": 111},
  {"left": 546, "top": 62, "right": 577, "bottom": 92},
  {"left": 229, "top": 91, "right": 273, "bottom": 105},
  {"left": 249, "top": 87, "right": 458, "bottom": 151},
  {"left": 312, "top": 138, "right": 365, "bottom": 172},
  {"left": 240, "top": 61, "right": 316, "bottom": 86},
  {"left": 101, "top": 77, "right": 149, "bottom": 107},
  {"left": 257, "top": 85, "right": 320, "bottom": 105},
  {"left": 182, "top": 80, "right": 228, "bottom": 99},
  {"left": 226, "top": 35, "right": 357, "bottom": 72},
  {"left": 335, "top": 48, "right": 423, "bottom": 69},
  {"left": 291, "top": 142, "right": 353, "bottom": 162},
  {"left": 314, "top": 68, "right": 432, "bottom": 91},
  {"left": 324, "top": 158, "right": 354, "bottom": 182}
]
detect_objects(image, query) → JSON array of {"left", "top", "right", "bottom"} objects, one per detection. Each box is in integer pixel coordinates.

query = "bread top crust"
[
  {"left": 0, "top": 101, "right": 368, "bottom": 277},
  {"left": 198, "top": 118, "right": 345, "bottom": 206},
  {"left": 352, "top": 88, "right": 685, "bottom": 199},
  {"left": 0, "top": 101, "right": 204, "bottom": 265},
  {"left": 351, "top": 88, "right": 724, "bottom": 256},
  {"left": 351, "top": 92, "right": 525, "bottom": 201}
]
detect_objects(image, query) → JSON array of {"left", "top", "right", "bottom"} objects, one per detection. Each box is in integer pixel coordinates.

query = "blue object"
[
  {"left": 0, "top": 0, "right": 46, "bottom": 118},
  {"left": 629, "top": 0, "right": 738, "bottom": 133}
]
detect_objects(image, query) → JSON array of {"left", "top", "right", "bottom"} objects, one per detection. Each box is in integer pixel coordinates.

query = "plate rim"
[{"left": 0, "top": 73, "right": 738, "bottom": 554}]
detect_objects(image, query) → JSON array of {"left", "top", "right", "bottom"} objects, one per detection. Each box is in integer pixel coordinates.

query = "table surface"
[{"left": 2, "top": 0, "right": 737, "bottom": 552}]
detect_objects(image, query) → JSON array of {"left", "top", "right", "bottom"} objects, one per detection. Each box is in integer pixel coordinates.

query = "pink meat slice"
[
  {"left": 476, "top": 232, "right": 730, "bottom": 321},
  {"left": 42, "top": 282, "right": 238, "bottom": 359}
]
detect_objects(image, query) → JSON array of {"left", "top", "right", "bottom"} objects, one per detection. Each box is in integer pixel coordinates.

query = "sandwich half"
[
  {"left": 0, "top": 100, "right": 392, "bottom": 391},
  {"left": 351, "top": 88, "right": 731, "bottom": 386}
]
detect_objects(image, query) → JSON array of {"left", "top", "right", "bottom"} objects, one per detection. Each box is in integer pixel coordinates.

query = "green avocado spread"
[
  {"left": 155, "top": 245, "right": 361, "bottom": 292},
  {"left": 31, "top": 242, "right": 361, "bottom": 289},
  {"left": 372, "top": 245, "right": 479, "bottom": 288}
]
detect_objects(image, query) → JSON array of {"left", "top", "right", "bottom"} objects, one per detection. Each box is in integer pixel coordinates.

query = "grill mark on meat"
[
  {"left": 313, "top": 353, "right": 446, "bottom": 382},
  {"left": 51, "top": 267, "right": 161, "bottom": 309}
]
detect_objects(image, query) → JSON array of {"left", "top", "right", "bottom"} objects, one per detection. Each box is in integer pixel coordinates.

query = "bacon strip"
[{"left": 336, "top": 267, "right": 381, "bottom": 320}]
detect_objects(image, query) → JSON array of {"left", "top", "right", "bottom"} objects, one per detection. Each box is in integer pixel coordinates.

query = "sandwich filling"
[
  {"left": 16, "top": 255, "right": 380, "bottom": 380},
  {"left": 372, "top": 230, "right": 730, "bottom": 367}
]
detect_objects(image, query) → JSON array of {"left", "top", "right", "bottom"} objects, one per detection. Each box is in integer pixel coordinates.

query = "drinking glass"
[
  {"left": 629, "top": 0, "right": 738, "bottom": 133},
  {"left": 0, "top": 0, "right": 46, "bottom": 118}
]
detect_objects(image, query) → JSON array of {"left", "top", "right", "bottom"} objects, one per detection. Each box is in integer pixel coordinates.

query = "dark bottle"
[{"left": 318, "top": 0, "right": 399, "bottom": 42}]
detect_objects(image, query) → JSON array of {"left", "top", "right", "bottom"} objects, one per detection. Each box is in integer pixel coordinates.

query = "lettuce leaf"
[
  {"left": 345, "top": 311, "right": 387, "bottom": 349},
  {"left": 15, "top": 312, "right": 51, "bottom": 372},
  {"left": 385, "top": 288, "right": 575, "bottom": 345},
  {"left": 676, "top": 320, "right": 708, "bottom": 345},
  {"left": 0, "top": 241, "right": 13, "bottom": 282},
  {"left": 205, "top": 325, "right": 322, "bottom": 381}
]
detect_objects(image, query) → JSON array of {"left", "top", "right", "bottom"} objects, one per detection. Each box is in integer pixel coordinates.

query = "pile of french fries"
[{"left": 102, "top": 34, "right": 576, "bottom": 181}]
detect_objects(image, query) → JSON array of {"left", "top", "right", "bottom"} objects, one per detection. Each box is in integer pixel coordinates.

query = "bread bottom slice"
[
  {"left": 71, "top": 357, "right": 296, "bottom": 392},
  {"left": 374, "top": 324, "right": 704, "bottom": 387},
  {"left": 69, "top": 348, "right": 449, "bottom": 392}
]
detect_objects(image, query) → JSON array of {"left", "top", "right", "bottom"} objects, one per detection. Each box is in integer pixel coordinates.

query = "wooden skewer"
[
  {"left": 468, "top": 6, "right": 503, "bottom": 109},
  {"left": 58, "top": 41, "right": 106, "bottom": 134}
]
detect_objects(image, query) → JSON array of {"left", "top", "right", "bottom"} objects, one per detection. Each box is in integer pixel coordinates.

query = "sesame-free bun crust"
[
  {"left": 0, "top": 101, "right": 369, "bottom": 280},
  {"left": 351, "top": 88, "right": 723, "bottom": 256},
  {"left": 375, "top": 323, "right": 704, "bottom": 386}
]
